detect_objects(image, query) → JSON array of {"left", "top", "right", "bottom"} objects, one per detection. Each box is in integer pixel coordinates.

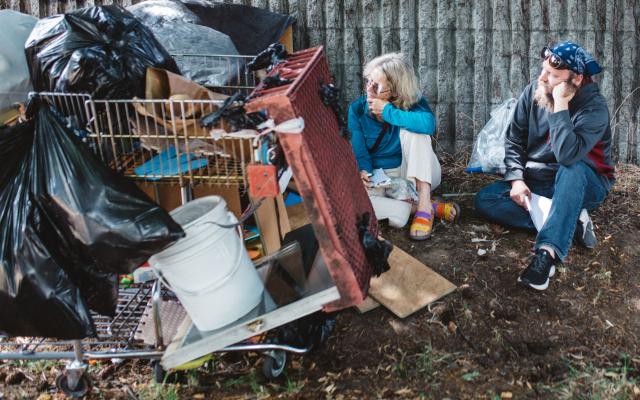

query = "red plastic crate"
[{"left": 245, "top": 47, "right": 377, "bottom": 311}]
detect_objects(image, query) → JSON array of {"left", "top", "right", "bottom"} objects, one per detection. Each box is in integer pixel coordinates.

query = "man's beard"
[{"left": 534, "top": 82, "right": 554, "bottom": 112}]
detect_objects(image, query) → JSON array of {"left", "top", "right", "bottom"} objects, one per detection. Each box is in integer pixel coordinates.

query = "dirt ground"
[{"left": 1, "top": 159, "right": 639, "bottom": 399}]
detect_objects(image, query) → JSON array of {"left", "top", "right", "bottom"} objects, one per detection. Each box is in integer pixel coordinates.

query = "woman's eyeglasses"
[
  {"left": 540, "top": 47, "right": 569, "bottom": 70},
  {"left": 365, "top": 78, "right": 391, "bottom": 95}
]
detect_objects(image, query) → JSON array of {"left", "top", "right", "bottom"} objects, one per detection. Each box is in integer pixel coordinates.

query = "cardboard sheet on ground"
[{"left": 368, "top": 245, "right": 456, "bottom": 318}]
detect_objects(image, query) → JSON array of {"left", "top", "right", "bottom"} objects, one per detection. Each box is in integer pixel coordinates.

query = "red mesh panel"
[{"left": 246, "top": 47, "right": 377, "bottom": 310}]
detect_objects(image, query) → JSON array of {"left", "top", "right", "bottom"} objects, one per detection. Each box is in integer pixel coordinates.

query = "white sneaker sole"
[{"left": 517, "top": 265, "right": 556, "bottom": 291}]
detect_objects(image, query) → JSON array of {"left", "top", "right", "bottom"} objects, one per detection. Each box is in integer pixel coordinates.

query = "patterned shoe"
[{"left": 409, "top": 210, "right": 433, "bottom": 241}]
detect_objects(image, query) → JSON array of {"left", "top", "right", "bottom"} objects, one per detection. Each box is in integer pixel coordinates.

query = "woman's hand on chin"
[{"left": 367, "top": 98, "right": 389, "bottom": 120}]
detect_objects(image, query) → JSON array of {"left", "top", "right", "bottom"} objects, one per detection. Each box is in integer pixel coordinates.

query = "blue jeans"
[{"left": 474, "top": 162, "right": 609, "bottom": 261}]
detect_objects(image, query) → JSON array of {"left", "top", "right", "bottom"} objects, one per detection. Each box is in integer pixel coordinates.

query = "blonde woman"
[{"left": 348, "top": 53, "right": 459, "bottom": 240}]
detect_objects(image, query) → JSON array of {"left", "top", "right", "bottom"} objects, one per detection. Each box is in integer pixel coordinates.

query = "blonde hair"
[{"left": 363, "top": 53, "right": 420, "bottom": 110}]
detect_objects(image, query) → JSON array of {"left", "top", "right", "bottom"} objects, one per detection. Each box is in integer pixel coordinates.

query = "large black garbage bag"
[
  {"left": 24, "top": 5, "right": 179, "bottom": 99},
  {"left": 35, "top": 202, "right": 119, "bottom": 318},
  {"left": 30, "top": 103, "right": 185, "bottom": 275},
  {"left": 0, "top": 121, "right": 96, "bottom": 339},
  {"left": 182, "top": 1, "right": 294, "bottom": 56}
]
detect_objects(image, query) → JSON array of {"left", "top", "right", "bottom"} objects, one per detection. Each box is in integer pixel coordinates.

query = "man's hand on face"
[
  {"left": 367, "top": 98, "right": 389, "bottom": 121},
  {"left": 510, "top": 179, "right": 532, "bottom": 209},
  {"left": 552, "top": 81, "right": 577, "bottom": 112}
]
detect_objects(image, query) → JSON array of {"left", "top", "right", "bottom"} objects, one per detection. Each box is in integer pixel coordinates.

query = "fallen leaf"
[
  {"left": 462, "top": 371, "right": 480, "bottom": 381},
  {"left": 394, "top": 388, "right": 413, "bottom": 395},
  {"left": 448, "top": 321, "right": 457, "bottom": 334}
]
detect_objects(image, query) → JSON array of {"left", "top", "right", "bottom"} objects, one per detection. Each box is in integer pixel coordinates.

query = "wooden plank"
[
  {"left": 286, "top": 201, "right": 310, "bottom": 231},
  {"left": 136, "top": 183, "right": 242, "bottom": 218},
  {"left": 355, "top": 296, "right": 380, "bottom": 314},
  {"left": 368, "top": 245, "right": 456, "bottom": 319},
  {"left": 254, "top": 195, "right": 291, "bottom": 255}
]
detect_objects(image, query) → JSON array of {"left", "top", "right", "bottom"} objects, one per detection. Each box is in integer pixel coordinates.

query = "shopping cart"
[
  {"left": 0, "top": 54, "right": 320, "bottom": 397},
  {"left": 0, "top": 47, "right": 375, "bottom": 397}
]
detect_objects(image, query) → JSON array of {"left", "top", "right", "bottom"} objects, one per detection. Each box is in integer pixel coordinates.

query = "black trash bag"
[
  {"left": 182, "top": 1, "right": 294, "bottom": 57},
  {"left": 24, "top": 5, "right": 179, "bottom": 99},
  {"left": 277, "top": 311, "right": 337, "bottom": 351},
  {"left": 0, "top": 121, "right": 96, "bottom": 339},
  {"left": 357, "top": 212, "right": 392, "bottom": 277},
  {"left": 34, "top": 201, "right": 119, "bottom": 317},
  {"left": 29, "top": 101, "right": 185, "bottom": 275}
]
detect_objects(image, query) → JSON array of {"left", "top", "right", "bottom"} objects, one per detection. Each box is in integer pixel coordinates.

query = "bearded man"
[{"left": 474, "top": 41, "right": 614, "bottom": 291}]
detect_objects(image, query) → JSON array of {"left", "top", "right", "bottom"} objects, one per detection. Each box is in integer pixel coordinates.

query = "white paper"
[
  {"left": 525, "top": 193, "right": 552, "bottom": 231},
  {"left": 278, "top": 166, "right": 293, "bottom": 193},
  {"left": 370, "top": 168, "right": 392, "bottom": 187}
]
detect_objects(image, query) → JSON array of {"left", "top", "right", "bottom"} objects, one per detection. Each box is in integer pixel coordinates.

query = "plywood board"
[
  {"left": 355, "top": 296, "right": 381, "bottom": 313},
  {"left": 254, "top": 195, "right": 291, "bottom": 255},
  {"left": 287, "top": 202, "right": 310, "bottom": 231},
  {"left": 136, "top": 183, "right": 242, "bottom": 217},
  {"left": 368, "top": 246, "right": 456, "bottom": 318},
  {"left": 192, "top": 184, "right": 241, "bottom": 218}
]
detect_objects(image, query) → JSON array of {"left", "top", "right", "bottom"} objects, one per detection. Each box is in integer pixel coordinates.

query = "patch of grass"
[
  {"left": 186, "top": 369, "right": 199, "bottom": 387},
  {"left": 138, "top": 382, "right": 180, "bottom": 400},
  {"left": 593, "top": 267, "right": 612, "bottom": 284},
  {"left": 462, "top": 370, "right": 480, "bottom": 382},
  {"left": 248, "top": 371, "right": 269, "bottom": 398},
  {"left": 283, "top": 374, "right": 304, "bottom": 394},
  {"left": 221, "top": 375, "right": 250, "bottom": 388},
  {"left": 25, "top": 359, "right": 59, "bottom": 375},
  {"left": 393, "top": 349, "right": 408, "bottom": 379},
  {"left": 547, "top": 359, "right": 638, "bottom": 400},
  {"left": 418, "top": 344, "right": 435, "bottom": 377}
]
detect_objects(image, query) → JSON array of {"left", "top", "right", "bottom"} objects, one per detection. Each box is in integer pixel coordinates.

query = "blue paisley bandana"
[{"left": 548, "top": 41, "right": 602, "bottom": 76}]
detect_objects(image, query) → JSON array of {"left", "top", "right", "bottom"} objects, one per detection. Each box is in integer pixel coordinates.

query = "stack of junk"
[{"left": 0, "top": 2, "right": 396, "bottom": 392}]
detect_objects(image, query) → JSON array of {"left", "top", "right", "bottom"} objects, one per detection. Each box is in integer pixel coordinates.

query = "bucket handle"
[
  {"left": 151, "top": 212, "right": 247, "bottom": 296},
  {"left": 192, "top": 212, "right": 244, "bottom": 238}
]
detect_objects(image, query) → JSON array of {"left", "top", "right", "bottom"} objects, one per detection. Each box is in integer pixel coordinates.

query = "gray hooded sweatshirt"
[{"left": 504, "top": 81, "right": 614, "bottom": 191}]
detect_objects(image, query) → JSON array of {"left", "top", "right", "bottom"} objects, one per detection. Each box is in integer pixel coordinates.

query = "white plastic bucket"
[{"left": 149, "top": 196, "right": 264, "bottom": 331}]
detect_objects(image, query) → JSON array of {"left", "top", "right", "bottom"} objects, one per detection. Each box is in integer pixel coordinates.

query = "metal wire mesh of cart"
[
  {"left": 0, "top": 284, "right": 159, "bottom": 357},
  {"left": 171, "top": 53, "right": 257, "bottom": 96},
  {"left": 86, "top": 96, "right": 255, "bottom": 190},
  {"left": 37, "top": 54, "right": 260, "bottom": 192}
]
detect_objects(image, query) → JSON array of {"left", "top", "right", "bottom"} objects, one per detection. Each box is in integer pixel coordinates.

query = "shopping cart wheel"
[
  {"left": 152, "top": 360, "right": 166, "bottom": 383},
  {"left": 55, "top": 372, "right": 91, "bottom": 398},
  {"left": 152, "top": 360, "right": 182, "bottom": 384},
  {"left": 261, "top": 350, "right": 286, "bottom": 380}
]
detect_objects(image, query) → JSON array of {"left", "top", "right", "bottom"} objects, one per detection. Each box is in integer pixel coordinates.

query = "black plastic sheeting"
[
  {"left": 0, "top": 100, "right": 184, "bottom": 338},
  {"left": 182, "top": 1, "right": 294, "bottom": 56},
  {"left": 275, "top": 225, "right": 337, "bottom": 351},
  {"left": 25, "top": 5, "right": 179, "bottom": 99},
  {"left": 357, "top": 212, "right": 392, "bottom": 277}
]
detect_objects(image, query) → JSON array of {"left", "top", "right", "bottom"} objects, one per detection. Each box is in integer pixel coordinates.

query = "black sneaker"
[
  {"left": 517, "top": 249, "right": 556, "bottom": 291},
  {"left": 574, "top": 209, "right": 597, "bottom": 249}
]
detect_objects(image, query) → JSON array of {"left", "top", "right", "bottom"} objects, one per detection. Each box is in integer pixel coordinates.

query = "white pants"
[{"left": 369, "top": 129, "right": 441, "bottom": 228}]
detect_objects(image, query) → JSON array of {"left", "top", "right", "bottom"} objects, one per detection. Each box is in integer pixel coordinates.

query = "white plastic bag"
[
  {"left": 466, "top": 98, "right": 517, "bottom": 174},
  {"left": 383, "top": 177, "right": 418, "bottom": 203}
]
